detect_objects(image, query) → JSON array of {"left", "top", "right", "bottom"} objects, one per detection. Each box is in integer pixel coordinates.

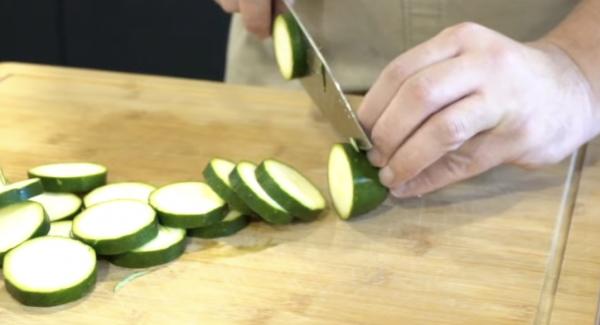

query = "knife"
[{"left": 280, "top": 0, "right": 373, "bottom": 150}]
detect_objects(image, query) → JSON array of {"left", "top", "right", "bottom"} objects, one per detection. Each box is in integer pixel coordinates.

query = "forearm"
[{"left": 544, "top": 0, "right": 600, "bottom": 105}]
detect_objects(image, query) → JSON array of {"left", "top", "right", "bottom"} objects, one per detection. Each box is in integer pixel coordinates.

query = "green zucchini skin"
[
  {"left": 74, "top": 220, "right": 159, "bottom": 256},
  {"left": 156, "top": 206, "right": 228, "bottom": 229},
  {"left": 255, "top": 160, "right": 324, "bottom": 221},
  {"left": 203, "top": 159, "right": 253, "bottom": 215},
  {"left": 331, "top": 143, "right": 389, "bottom": 219},
  {"left": 229, "top": 163, "right": 293, "bottom": 225},
  {"left": 27, "top": 163, "right": 107, "bottom": 193},
  {"left": 273, "top": 13, "right": 308, "bottom": 80},
  {"left": 0, "top": 187, "right": 21, "bottom": 209},
  {"left": 8, "top": 178, "right": 45, "bottom": 201},
  {"left": 109, "top": 238, "right": 187, "bottom": 269},
  {"left": 0, "top": 202, "right": 50, "bottom": 267},
  {"left": 187, "top": 213, "right": 249, "bottom": 238},
  {"left": 5, "top": 266, "right": 96, "bottom": 307}
]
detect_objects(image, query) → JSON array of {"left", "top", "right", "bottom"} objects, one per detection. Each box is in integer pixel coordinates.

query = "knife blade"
[{"left": 281, "top": 0, "right": 373, "bottom": 150}]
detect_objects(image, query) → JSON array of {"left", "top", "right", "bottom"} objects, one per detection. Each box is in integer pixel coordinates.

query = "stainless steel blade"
[{"left": 282, "top": 0, "right": 373, "bottom": 150}]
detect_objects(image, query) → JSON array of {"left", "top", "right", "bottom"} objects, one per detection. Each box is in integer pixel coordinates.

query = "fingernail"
[
  {"left": 379, "top": 167, "right": 394, "bottom": 187},
  {"left": 368, "top": 150, "right": 383, "bottom": 167}
]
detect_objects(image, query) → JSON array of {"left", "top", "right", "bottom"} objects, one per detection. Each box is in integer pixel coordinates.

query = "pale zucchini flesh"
[
  {"left": 273, "top": 13, "right": 308, "bottom": 80},
  {"left": 28, "top": 162, "right": 107, "bottom": 193},
  {"left": 48, "top": 220, "right": 73, "bottom": 238},
  {"left": 256, "top": 159, "right": 325, "bottom": 221},
  {"left": 0, "top": 201, "right": 50, "bottom": 266},
  {"left": 84, "top": 182, "right": 156, "bottom": 207},
  {"left": 3, "top": 237, "right": 96, "bottom": 306},
  {"left": 230, "top": 162, "right": 292, "bottom": 225},
  {"left": 30, "top": 192, "right": 82, "bottom": 222},
  {"left": 149, "top": 182, "right": 227, "bottom": 229},
  {"left": 328, "top": 143, "right": 388, "bottom": 219},
  {"left": 109, "top": 225, "right": 187, "bottom": 268},
  {"left": 203, "top": 158, "right": 253, "bottom": 215},
  {"left": 72, "top": 199, "right": 158, "bottom": 255},
  {"left": 187, "top": 210, "right": 250, "bottom": 238}
]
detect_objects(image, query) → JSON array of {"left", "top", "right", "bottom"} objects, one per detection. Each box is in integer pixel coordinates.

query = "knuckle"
[
  {"left": 407, "top": 75, "right": 437, "bottom": 109},
  {"left": 435, "top": 115, "right": 470, "bottom": 150},
  {"left": 442, "top": 152, "right": 475, "bottom": 176},
  {"left": 386, "top": 59, "right": 410, "bottom": 82},
  {"left": 444, "top": 22, "right": 486, "bottom": 42},
  {"left": 489, "top": 44, "right": 517, "bottom": 66}
]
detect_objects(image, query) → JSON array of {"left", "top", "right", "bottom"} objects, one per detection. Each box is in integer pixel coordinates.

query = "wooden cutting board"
[{"left": 0, "top": 63, "right": 596, "bottom": 324}]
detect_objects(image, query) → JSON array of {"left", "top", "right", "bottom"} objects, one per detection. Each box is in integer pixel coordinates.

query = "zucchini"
[
  {"left": 30, "top": 192, "right": 82, "bottom": 221},
  {"left": 149, "top": 182, "right": 227, "bottom": 228},
  {"left": 72, "top": 199, "right": 158, "bottom": 255},
  {"left": 187, "top": 210, "right": 250, "bottom": 238},
  {"left": 84, "top": 182, "right": 156, "bottom": 207},
  {"left": 0, "top": 187, "right": 21, "bottom": 209},
  {"left": 203, "top": 158, "right": 253, "bottom": 215},
  {"left": 273, "top": 13, "right": 308, "bottom": 80},
  {"left": 48, "top": 220, "right": 73, "bottom": 238},
  {"left": 3, "top": 236, "right": 96, "bottom": 306},
  {"left": 0, "top": 201, "right": 49, "bottom": 266},
  {"left": 109, "top": 225, "right": 186, "bottom": 268},
  {"left": 3, "top": 178, "right": 44, "bottom": 201},
  {"left": 328, "top": 143, "right": 388, "bottom": 219},
  {"left": 229, "top": 162, "right": 293, "bottom": 225},
  {"left": 28, "top": 162, "right": 107, "bottom": 193},
  {"left": 256, "top": 159, "right": 326, "bottom": 221}
]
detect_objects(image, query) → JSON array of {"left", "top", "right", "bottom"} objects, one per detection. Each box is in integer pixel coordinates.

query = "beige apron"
[{"left": 225, "top": 0, "right": 578, "bottom": 92}]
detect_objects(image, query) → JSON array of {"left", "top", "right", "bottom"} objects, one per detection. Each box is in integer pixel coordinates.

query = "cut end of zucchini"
[
  {"left": 230, "top": 162, "right": 292, "bottom": 225},
  {"left": 3, "top": 236, "right": 96, "bottom": 306},
  {"left": 30, "top": 192, "right": 82, "bottom": 222},
  {"left": 48, "top": 220, "right": 73, "bottom": 238},
  {"left": 256, "top": 159, "right": 325, "bottom": 220},
  {"left": 109, "top": 225, "right": 186, "bottom": 268},
  {"left": 150, "top": 182, "right": 227, "bottom": 228},
  {"left": 84, "top": 182, "right": 156, "bottom": 207},
  {"left": 273, "top": 13, "right": 308, "bottom": 80},
  {"left": 328, "top": 144, "right": 388, "bottom": 220},
  {"left": 0, "top": 201, "right": 49, "bottom": 264},
  {"left": 203, "top": 159, "right": 253, "bottom": 215},
  {"left": 73, "top": 199, "right": 158, "bottom": 255},
  {"left": 28, "top": 162, "right": 107, "bottom": 193}
]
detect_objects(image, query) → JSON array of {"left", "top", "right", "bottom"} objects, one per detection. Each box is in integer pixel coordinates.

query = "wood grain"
[
  {"left": 550, "top": 140, "right": 600, "bottom": 325},
  {"left": 0, "top": 62, "right": 593, "bottom": 324}
]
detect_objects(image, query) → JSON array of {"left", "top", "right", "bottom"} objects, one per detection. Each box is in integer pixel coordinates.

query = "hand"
[
  {"left": 215, "top": 0, "right": 279, "bottom": 39},
  {"left": 358, "top": 22, "right": 599, "bottom": 198}
]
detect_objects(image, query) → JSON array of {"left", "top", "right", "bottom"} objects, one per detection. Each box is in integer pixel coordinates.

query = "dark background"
[{"left": 0, "top": 0, "right": 231, "bottom": 81}]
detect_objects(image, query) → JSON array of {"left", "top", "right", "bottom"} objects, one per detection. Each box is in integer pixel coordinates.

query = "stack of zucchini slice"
[{"left": 0, "top": 142, "right": 386, "bottom": 307}]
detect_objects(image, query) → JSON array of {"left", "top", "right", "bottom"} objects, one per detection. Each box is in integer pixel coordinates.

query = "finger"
[
  {"left": 368, "top": 55, "right": 485, "bottom": 167},
  {"left": 239, "top": 0, "right": 272, "bottom": 39},
  {"left": 389, "top": 132, "right": 508, "bottom": 198},
  {"left": 357, "top": 29, "right": 462, "bottom": 133},
  {"left": 216, "top": 0, "right": 240, "bottom": 13},
  {"left": 379, "top": 94, "right": 503, "bottom": 188}
]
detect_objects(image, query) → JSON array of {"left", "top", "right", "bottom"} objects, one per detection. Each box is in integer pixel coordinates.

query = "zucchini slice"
[
  {"left": 30, "top": 192, "right": 83, "bottom": 221},
  {"left": 48, "top": 220, "right": 73, "bottom": 238},
  {"left": 149, "top": 182, "right": 227, "bottom": 228},
  {"left": 3, "top": 236, "right": 96, "bottom": 307},
  {"left": 203, "top": 158, "right": 253, "bottom": 215},
  {"left": 229, "top": 162, "right": 293, "bottom": 225},
  {"left": 187, "top": 210, "right": 250, "bottom": 238},
  {"left": 328, "top": 143, "right": 388, "bottom": 219},
  {"left": 72, "top": 199, "right": 158, "bottom": 255},
  {"left": 109, "top": 225, "right": 186, "bottom": 268},
  {"left": 0, "top": 201, "right": 49, "bottom": 265},
  {"left": 28, "top": 162, "right": 107, "bottom": 193},
  {"left": 0, "top": 187, "right": 21, "bottom": 209},
  {"left": 273, "top": 13, "right": 308, "bottom": 80},
  {"left": 83, "top": 182, "right": 156, "bottom": 207},
  {"left": 3, "top": 178, "right": 44, "bottom": 201},
  {"left": 256, "top": 159, "right": 326, "bottom": 221}
]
